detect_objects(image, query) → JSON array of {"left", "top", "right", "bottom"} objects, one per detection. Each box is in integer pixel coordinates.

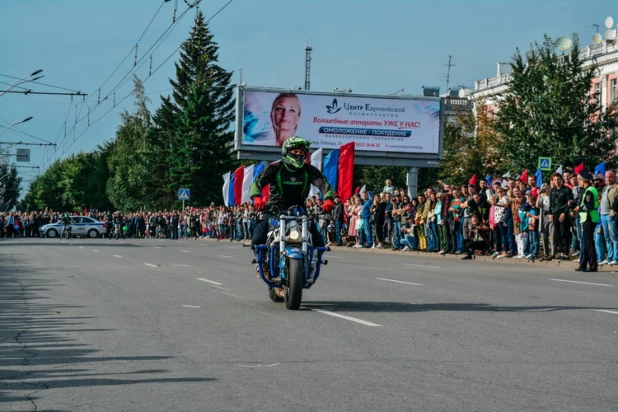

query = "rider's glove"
[
  {"left": 253, "top": 196, "right": 264, "bottom": 210},
  {"left": 322, "top": 199, "right": 334, "bottom": 213}
]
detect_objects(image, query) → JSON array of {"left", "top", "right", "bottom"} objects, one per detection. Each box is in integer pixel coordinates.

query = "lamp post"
[
  {"left": 0, "top": 70, "right": 43, "bottom": 97},
  {"left": 0, "top": 117, "right": 33, "bottom": 137}
]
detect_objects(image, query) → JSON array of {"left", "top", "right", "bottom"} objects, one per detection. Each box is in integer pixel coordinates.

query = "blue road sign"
[
  {"left": 538, "top": 157, "right": 552, "bottom": 171},
  {"left": 178, "top": 188, "right": 190, "bottom": 200}
]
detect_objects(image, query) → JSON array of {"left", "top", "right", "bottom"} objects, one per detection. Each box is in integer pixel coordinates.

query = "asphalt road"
[{"left": 1, "top": 236, "right": 617, "bottom": 412}]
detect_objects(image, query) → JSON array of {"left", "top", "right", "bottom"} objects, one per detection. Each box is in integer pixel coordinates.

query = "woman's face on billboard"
[{"left": 271, "top": 96, "right": 300, "bottom": 137}]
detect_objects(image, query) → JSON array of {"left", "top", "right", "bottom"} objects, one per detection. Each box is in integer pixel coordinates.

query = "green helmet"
[
  {"left": 64, "top": 213, "right": 69, "bottom": 218},
  {"left": 281, "top": 136, "right": 310, "bottom": 170}
]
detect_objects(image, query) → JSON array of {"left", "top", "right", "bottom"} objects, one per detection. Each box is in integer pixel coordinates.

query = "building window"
[
  {"left": 611, "top": 79, "right": 617, "bottom": 104},
  {"left": 594, "top": 83, "right": 601, "bottom": 105}
]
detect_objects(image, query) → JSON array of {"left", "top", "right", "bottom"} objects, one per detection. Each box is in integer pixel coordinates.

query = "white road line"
[
  {"left": 144, "top": 263, "right": 159, "bottom": 268},
  {"left": 172, "top": 264, "right": 190, "bottom": 267},
  {"left": 134, "top": 243, "right": 140, "bottom": 246},
  {"left": 328, "top": 255, "right": 345, "bottom": 259},
  {"left": 154, "top": 247, "right": 162, "bottom": 249},
  {"left": 312, "top": 309, "right": 382, "bottom": 327},
  {"left": 218, "top": 255, "right": 234, "bottom": 259},
  {"left": 183, "top": 305, "right": 200, "bottom": 309},
  {"left": 79, "top": 246, "right": 84, "bottom": 249},
  {"left": 376, "top": 277, "right": 423, "bottom": 286},
  {"left": 213, "top": 285, "right": 231, "bottom": 292},
  {"left": 551, "top": 279, "right": 614, "bottom": 287},
  {"left": 594, "top": 309, "right": 618, "bottom": 315},
  {"left": 113, "top": 255, "right": 123, "bottom": 258},
  {"left": 403, "top": 263, "right": 440, "bottom": 269},
  {"left": 196, "top": 278, "right": 223, "bottom": 286},
  {"left": 93, "top": 250, "right": 100, "bottom": 252},
  {"left": 181, "top": 250, "right": 190, "bottom": 253}
]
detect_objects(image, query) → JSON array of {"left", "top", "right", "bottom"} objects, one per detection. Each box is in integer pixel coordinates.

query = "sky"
[{"left": 0, "top": 0, "right": 615, "bottom": 189}]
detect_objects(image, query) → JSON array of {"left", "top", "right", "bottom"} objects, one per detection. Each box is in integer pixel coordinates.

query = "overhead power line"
[{"left": 55, "top": 0, "right": 234, "bottom": 160}]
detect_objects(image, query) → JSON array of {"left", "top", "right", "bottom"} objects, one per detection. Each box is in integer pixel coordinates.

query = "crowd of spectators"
[{"left": 2, "top": 169, "right": 616, "bottom": 268}]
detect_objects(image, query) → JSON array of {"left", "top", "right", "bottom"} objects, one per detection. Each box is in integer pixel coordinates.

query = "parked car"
[{"left": 39, "top": 216, "right": 107, "bottom": 239}]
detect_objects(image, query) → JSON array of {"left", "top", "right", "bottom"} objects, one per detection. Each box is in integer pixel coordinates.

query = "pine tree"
[{"left": 164, "top": 11, "right": 236, "bottom": 206}]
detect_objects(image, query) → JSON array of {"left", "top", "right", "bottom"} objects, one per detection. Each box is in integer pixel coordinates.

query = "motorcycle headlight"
[{"left": 289, "top": 229, "right": 300, "bottom": 241}]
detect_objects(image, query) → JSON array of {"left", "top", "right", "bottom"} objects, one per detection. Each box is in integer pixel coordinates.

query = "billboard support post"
[{"left": 406, "top": 167, "right": 418, "bottom": 199}]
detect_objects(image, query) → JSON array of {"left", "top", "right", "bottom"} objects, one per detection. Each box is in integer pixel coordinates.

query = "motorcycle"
[{"left": 251, "top": 206, "right": 329, "bottom": 310}]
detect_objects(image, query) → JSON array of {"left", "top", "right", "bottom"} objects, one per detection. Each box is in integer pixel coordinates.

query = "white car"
[{"left": 39, "top": 216, "right": 107, "bottom": 239}]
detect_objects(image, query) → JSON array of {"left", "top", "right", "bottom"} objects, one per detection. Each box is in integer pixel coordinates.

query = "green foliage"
[
  {"left": 494, "top": 34, "right": 618, "bottom": 171},
  {"left": 165, "top": 11, "right": 237, "bottom": 206},
  {"left": 0, "top": 164, "right": 22, "bottom": 211},
  {"left": 106, "top": 76, "right": 152, "bottom": 211},
  {"left": 439, "top": 106, "right": 501, "bottom": 185},
  {"left": 20, "top": 150, "right": 113, "bottom": 212}
]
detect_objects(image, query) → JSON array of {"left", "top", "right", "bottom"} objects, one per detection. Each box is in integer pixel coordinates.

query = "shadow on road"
[
  {"left": 302, "top": 301, "right": 618, "bottom": 313},
  {"left": 0, "top": 248, "right": 214, "bottom": 408}
]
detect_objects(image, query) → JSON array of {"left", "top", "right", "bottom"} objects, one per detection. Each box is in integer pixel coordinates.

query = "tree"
[
  {"left": 106, "top": 76, "right": 152, "bottom": 211},
  {"left": 439, "top": 105, "right": 501, "bottom": 184},
  {"left": 0, "top": 164, "right": 21, "bottom": 211},
  {"left": 164, "top": 11, "right": 237, "bottom": 206},
  {"left": 494, "top": 34, "right": 618, "bottom": 171}
]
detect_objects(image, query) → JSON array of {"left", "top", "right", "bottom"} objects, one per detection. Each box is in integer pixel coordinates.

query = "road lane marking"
[
  {"left": 218, "top": 255, "right": 234, "bottom": 259},
  {"left": 181, "top": 250, "right": 190, "bottom": 253},
  {"left": 183, "top": 305, "right": 200, "bottom": 309},
  {"left": 93, "top": 250, "right": 100, "bottom": 252},
  {"left": 196, "top": 278, "right": 223, "bottom": 286},
  {"left": 144, "top": 263, "right": 159, "bottom": 268},
  {"left": 134, "top": 243, "right": 140, "bottom": 246},
  {"left": 376, "top": 278, "right": 423, "bottom": 286},
  {"left": 172, "top": 264, "right": 190, "bottom": 267},
  {"left": 154, "top": 247, "right": 162, "bottom": 249},
  {"left": 403, "top": 263, "right": 440, "bottom": 269},
  {"left": 113, "top": 255, "right": 123, "bottom": 258},
  {"left": 551, "top": 279, "right": 614, "bottom": 287},
  {"left": 213, "top": 285, "right": 231, "bottom": 291},
  {"left": 312, "top": 309, "right": 382, "bottom": 327},
  {"left": 79, "top": 246, "right": 84, "bottom": 249},
  {"left": 328, "top": 255, "right": 344, "bottom": 259},
  {"left": 594, "top": 309, "right": 618, "bottom": 315}
]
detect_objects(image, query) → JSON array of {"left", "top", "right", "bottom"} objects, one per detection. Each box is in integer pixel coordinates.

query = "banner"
[
  {"left": 228, "top": 172, "right": 236, "bottom": 207},
  {"left": 241, "top": 165, "right": 254, "bottom": 204},
  {"left": 222, "top": 172, "right": 231, "bottom": 207},
  {"left": 240, "top": 89, "right": 441, "bottom": 154},
  {"left": 308, "top": 148, "right": 323, "bottom": 199},
  {"left": 233, "top": 166, "right": 245, "bottom": 206},
  {"left": 338, "top": 142, "right": 354, "bottom": 202},
  {"left": 323, "top": 149, "right": 339, "bottom": 193}
]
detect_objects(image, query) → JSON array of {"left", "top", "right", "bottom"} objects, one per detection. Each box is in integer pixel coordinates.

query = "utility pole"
[{"left": 304, "top": 41, "right": 312, "bottom": 91}]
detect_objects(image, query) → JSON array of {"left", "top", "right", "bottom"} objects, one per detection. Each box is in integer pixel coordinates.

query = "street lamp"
[
  {"left": 0, "top": 69, "right": 44, "bottom": 97},
  {"left": 0, "top": 117, "right": 33, "bottom": 136}
]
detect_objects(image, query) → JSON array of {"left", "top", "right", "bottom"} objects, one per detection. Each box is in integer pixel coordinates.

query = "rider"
[
  {"left": 113, "top": 212, "right": 123, "bottom": 238},
  {"left": 250, "top": 136, "right": 335, "bottom": 250},
  {"left": 60, "top": 213, "right": 71, "bottom": 238}
]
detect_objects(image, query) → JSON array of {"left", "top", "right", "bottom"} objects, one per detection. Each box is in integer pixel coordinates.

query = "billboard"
[{"left": 235, "top": 87, "right": 443, "bottom": 157}]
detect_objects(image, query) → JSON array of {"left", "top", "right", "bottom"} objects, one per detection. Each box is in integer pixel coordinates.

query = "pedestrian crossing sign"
[
  {"left": 178, "top": 188, "right": 190, "bottom": 200},
  {"left": 538, "top": 157, "right": 552, "bottom": 171}
]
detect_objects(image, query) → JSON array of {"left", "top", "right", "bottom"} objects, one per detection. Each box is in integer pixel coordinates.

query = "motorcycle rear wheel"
[{"left": 284, "top": 258, "right": 304, "bottom": 310}]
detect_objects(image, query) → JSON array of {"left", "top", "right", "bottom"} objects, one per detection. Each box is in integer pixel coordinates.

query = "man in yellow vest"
[{"left": 575, "top": 170, "right": 599, "bottom": 272}]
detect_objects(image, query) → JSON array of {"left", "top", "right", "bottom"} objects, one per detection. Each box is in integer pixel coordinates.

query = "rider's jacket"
[
  {"left": 250, "top": 161, "right": 334, "bottom": 213},
  {"left": 113, "top": 216, "right": 123, "bottom": 224},
  {"left": 61, "top": 217, "right": 71, "bottom": 225}
]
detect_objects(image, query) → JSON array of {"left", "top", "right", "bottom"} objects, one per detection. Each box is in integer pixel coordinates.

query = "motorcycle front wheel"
[{"left": 284, "top": 258, "right": 304, "bottom": 310}]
